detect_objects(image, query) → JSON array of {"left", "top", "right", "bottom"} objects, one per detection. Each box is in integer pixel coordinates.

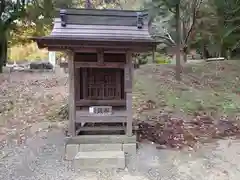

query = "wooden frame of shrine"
[{"left": 32, "top": 8, "right": 157, "bottom": 138}]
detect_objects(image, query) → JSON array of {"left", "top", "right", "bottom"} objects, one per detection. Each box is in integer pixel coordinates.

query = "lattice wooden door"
[{"left": 82, "top": 68, "right": 122, "bottom": 100}]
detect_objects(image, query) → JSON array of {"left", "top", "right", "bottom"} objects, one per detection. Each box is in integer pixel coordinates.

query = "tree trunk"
[
  {"left": 201, "top": 43, "right": 206, "bottom": 59},
  {"left": 220, "top": 45, "right": 226, "bottom": 58},
  {"left": 175, "top": 3, "right": 181, "bottom": 81},
  {"left": 182, "top": 21, "right": 187, "bottom": 62},
  {"left": 183, "top": 47, "right": 187, "bottom": 62},
  {"left": 0, "top": 42, "right": 3, "bottom": 73},
  {"left": 3, "top": 32, "right": 8, "bottom": 66},
  {"left": 0, "top": 32, "right": 4, "bottom": 73}
]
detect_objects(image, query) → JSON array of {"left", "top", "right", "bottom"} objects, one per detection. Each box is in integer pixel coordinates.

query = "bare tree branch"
[
  {"left": 153, "top": 34, "right": 175, "bottom": 45},
  {"left": 184, "top": 0, "right": 203, "bottom": 45},
  {"left": 166, "top": 32, "right": 175, "bottom": 44}
]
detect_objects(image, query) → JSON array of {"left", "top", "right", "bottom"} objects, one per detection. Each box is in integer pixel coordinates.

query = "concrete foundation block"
[
  {"left": 74, "top": 151, "right": 125, "bottom": 169},
  {"left": 65, "top": 144, "right": 79, "bottom": 160},
  {"left": 123, "top": 143, "right": 136, "bottom": 156},
  {"left": 79, "top": 143, "right": 122, "bottom": 152}
]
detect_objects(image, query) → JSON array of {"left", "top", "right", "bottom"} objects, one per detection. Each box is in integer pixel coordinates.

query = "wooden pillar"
[
  {"left": 82, "top": 69, "right": 87, "bottom": 99},
  {"left": 68, "top": 51, "right": 76, "bottom": 136},
  {"left": 152, "top": 49, "right": 155, "bottom": 63},
  {"left": 75, "top": 68, "right": 80, "bottom": 101},
  {"left": 125, "top": 52, "right": 133, "bottom": 136}
]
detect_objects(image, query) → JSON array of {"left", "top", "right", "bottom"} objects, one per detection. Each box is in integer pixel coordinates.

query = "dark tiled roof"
[
  {"left": 33, "top": 8, "right": 157, "bottom": 51},
  {"left": 50, "top": 19, "right": 151, "bottom": 41},
  {"left": 51, "top": 8, "right": 153, "bottom": 41}
]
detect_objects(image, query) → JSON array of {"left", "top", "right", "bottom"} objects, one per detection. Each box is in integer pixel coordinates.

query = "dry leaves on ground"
[
  {"left": 136, "top": 101, "right": 240, "bottom": 149},
  {"left": 0, "top": 71, "right": 68, "bottom": 147}
]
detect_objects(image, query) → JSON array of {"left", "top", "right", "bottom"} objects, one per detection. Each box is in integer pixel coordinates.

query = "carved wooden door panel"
[{"left": 84, "top": 68, "right": 121, "bottom": 100}]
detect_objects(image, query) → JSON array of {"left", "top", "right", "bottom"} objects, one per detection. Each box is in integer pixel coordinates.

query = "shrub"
[
  {"left": 135, "top": 52, "right": 172, "bottom": 65},
  {"left": 136, "top": 53, "right": 151, "bottom": 65},
  {"left": 138, "top": 56, "right": 150, "bottom": 65},
  {"left": 155, "top": 53, "right": 171, "bottom": 64}
]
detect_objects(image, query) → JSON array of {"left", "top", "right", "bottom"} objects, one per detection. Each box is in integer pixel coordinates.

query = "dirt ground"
[
  {"left": 1, "top": 61, "right": 240, "bottom": 148},
  {"left": 0, "top": 68, "right": 68, "bottom": 147},
  {"left": 1, "top": 61, "right": 240, "bottom": 179},
  {"left": 0, "top": 127, "right": 240, "bottom": 180}
]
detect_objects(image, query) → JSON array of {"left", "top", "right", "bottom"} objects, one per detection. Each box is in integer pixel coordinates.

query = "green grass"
[{"left": 133, "top": 61, "right": 240, "bottom": 118}]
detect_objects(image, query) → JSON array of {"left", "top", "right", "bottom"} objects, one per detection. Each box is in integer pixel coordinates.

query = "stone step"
[
  {"left": 73, "top": 151, "right": 125, "bottom": 169},
  {"left": 65, "top": 143, "right": 136, "bottom": 160},
  {"left": 66, "top": 135, "right": 136, "bottom": 144},
  {"left": 79, "top": 143, "right": 122, "bottom": 152}
]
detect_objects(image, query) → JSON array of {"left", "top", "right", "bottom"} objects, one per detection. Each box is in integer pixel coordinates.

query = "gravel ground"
[{"left": 0, "top": 126, "right": 240, "bottom": 180}]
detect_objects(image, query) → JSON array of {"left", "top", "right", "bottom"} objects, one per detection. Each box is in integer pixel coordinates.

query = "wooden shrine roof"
[{"left": 32, "top": 8, "right": 158, "bottom": 51}]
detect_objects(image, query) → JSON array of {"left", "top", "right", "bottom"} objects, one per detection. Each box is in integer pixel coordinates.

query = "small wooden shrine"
[{"left": 33, "top": 8, "right": 157, "bottom": 138}]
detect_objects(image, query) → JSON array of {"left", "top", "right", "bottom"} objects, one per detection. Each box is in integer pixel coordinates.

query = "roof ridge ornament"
[
  {"left": 137, "top": 12, "right": 144, "bottom": 29},
  {"left": 60, "top": 9, "right": 67, "bottom": 27}
]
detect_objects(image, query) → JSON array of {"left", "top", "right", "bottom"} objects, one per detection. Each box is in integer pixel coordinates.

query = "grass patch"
[{"left": 134, "top": 61, "right": 240, "bottom": 118}]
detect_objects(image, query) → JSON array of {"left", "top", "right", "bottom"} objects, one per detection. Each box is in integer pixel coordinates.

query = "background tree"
[
  {"left": 4, "top": 0, "right": 240, "bottom": 75},
  {"left": 0, "top": 0, "right": 28, "bottom": 73},
  {"left": 181, "top": 0, "right": 203, "bottom": 62},
  {"left": 148, "top": 0, "right": 182, "bottom": 80}
]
